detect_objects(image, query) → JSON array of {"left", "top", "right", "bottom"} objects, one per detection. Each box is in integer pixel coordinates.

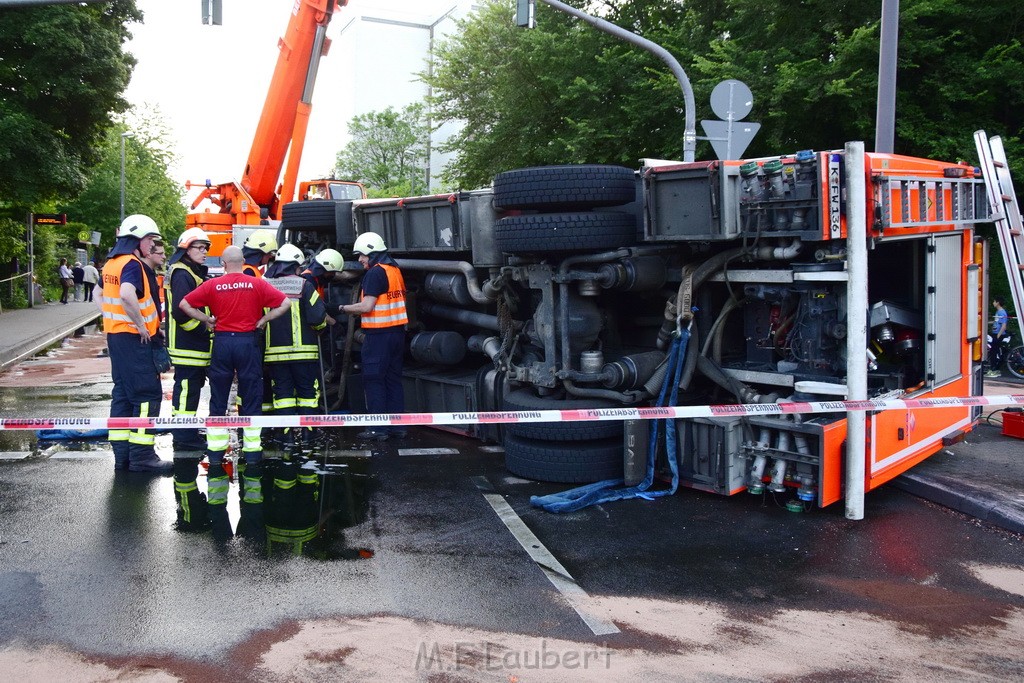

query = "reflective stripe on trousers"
[
  {"left": 206, "top": 427, "right": 230, "bottom": 461},
  {"left": 207, "top": 476, "right": 229, "bottom": 506},
  {"left": 242, "top": 474, "right": 263, "bottom": 504}
]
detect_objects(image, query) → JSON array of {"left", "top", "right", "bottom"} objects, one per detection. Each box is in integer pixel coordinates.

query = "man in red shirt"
[{"left": 179, "top": 245, "right": 290, "bottom": 542}]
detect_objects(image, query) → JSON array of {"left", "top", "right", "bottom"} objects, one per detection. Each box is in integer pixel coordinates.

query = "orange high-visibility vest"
[
  {"left": 242, "top": 263, "right": 263, "bottom": 278},
  {"left": 101, "top": 254, "right": 160, "bottom": 336},
  {"left": 156, "top": 273, "right": 166, "bottom": 312},
  {"left": 361, "top": 263, "right": 408, "bottom": 329}
]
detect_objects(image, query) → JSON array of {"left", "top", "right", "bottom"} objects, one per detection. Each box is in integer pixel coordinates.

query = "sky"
[{"left": 123, "top": 0, "right": 459, "bottom": 199}]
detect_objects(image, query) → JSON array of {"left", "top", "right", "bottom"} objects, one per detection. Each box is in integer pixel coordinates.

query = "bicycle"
[{"left": 1005, "top": 343, "right": 1024, "bottom": 379}]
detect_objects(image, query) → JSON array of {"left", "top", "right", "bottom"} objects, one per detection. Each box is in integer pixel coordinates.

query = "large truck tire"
[
  {"left": 281, "top": 200, "right": 356, "bottom": 243},
  {"left": 492, "top": 164, "right": 636, "bottom": 210},
  {"left": 502, "top": 388, "right": 624, "bottom": 441},
  {"left": 494, "top": 212, "right": 636, "bottom": 254},
  {"left": 504, "top": 433, "right": 623, "bottom": 484}
]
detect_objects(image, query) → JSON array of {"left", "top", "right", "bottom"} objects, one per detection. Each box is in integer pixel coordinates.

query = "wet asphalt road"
[{"left": 0, "top": 332, "right": 1022, "bottom": 681}]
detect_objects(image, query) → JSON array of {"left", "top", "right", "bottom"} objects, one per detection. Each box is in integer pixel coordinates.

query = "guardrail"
[{"left": 0, "top": 272, "right": 32, "bottom": 315}]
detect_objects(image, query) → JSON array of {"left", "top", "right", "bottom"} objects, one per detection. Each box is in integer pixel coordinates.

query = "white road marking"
[
  {"left": 49, "top": 451, "right": 109, "bottom": 460},
  {"left": 479, "top": 445, "right": 505, "bottom": 453},
  {"left": 0, "top": 452, "right": 31, "bottom": 461},
  {"left": 474, "top": 477, "right": 620, "bottom": 636},
  {"left": 398, "top": 448, "right": 459, "bottom": 456},
  {"left": 328, "top": 449, "right": 373, "bottom": 458}
]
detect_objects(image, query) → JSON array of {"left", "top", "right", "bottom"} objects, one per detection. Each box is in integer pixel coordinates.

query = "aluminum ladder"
[{"left": 975, "top": 130, "right": 1024, "bottom": 335}]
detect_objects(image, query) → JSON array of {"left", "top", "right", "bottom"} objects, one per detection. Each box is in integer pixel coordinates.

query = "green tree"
[
  {"left": 425, "top": 0, "right": 696, "bottom": 189},
  {"left": 334, "top": 104, "right": 430, "bottom": 197},
  {"left": 425, "top": 0, "right": 1023, "bottom": 186},
  {"left": 0, "top": 0, "right": 142, "bottom": 204},
  {"left": 63, "top": 108, "right": 187, "bottom": 255}
]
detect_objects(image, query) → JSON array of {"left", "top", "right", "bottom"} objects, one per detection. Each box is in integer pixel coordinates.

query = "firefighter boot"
[
  {"left": 298, "top": 426, "right": 318, "bottom": 457},
  {"left": 290, "top": 427, "right": 308, "bottom": 459},
  {"left": 172, "top": 427, "right": 207, "bottom": 453},
  {"left": 172, "top": 457, "right": 210, "bottom": 532},
  {"left": 235, "top": 461, "right": 266, "bottom": 548},
  {"left": 207, "top": 461, "right": 233, "bottom": 543},
  {"left": 111, "top": 435, "right": 130, "bottom": 471}
]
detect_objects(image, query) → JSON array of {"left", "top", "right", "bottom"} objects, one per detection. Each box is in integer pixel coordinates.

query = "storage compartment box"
[
  {"left": 1002, "top": 411, "right": 1024, "bottom": 440},
  {"left": 642, "top": 161, "right": 742, "bottom": 241}
]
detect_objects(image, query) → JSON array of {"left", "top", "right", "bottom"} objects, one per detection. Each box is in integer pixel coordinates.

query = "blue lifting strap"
[{"left": 531, "top": 328, "right": 690, "bottom": 513}]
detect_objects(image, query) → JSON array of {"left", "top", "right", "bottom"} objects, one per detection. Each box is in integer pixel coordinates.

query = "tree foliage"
[
  {"left": 0, "top": 0, "right": 142, "bottom": 204},
  {"left": 424, "top": 0, "right": 1024, "bottom": 188},
  {"left": 63, "top": 108, "right": 186, "bottom": 255},
  {"left": 334, "top": 104, "right": 430, "bottom": 197}
]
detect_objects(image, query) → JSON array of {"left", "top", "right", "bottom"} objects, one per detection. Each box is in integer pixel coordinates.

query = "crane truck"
[{"left": 185, "top": 0, "right": 364, "bottom": 259}]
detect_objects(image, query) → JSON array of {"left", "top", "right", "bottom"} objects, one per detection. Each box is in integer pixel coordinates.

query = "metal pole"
[
  {"left": 120, "top": 131, "right": 134, "bottom": 222},
  {"left": 844, "top": 141, "right": 868, "bottom": 520},
  {"left": 425, "top": 6, "right": 458, "bottom": 191},
  {"left": 537, "top": 0, "right": 696, "bottom": 162},
  {"left": 26, "top": 212, "right": 33, "bottom": 308},
  {"left": 874, "top": 0, "right": 899, "bottom": 153}
]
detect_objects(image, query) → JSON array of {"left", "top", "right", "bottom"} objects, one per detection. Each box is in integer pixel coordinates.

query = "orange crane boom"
[{"left": 186, "top": 0, "right": 344, "bottom": 247}]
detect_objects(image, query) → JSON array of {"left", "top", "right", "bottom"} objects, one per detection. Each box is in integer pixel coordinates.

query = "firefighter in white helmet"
[
  {"left": 100, "top": 214, "right": 173, "bottom": 474},
  {"left": 165, "top": 227, "right": 214, "bottom": 529},
  {"left": 240, "top": 228, "right": 279, "bottom": 414},
  {"left": 339, "top": 232, "right": 408, "bottom": 441},
  {"left": 263, "top": 244, "right": 330, "bottom": 455},
  {"left": 242, "top": 229, "right": 278, "bottom": 277},
  {"left": 300, "top": 248, "right": 344, "bottom": 298}
]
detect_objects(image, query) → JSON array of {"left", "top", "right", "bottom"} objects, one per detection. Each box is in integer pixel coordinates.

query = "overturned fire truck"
[{"left": 279, "top": 142, "right": 991, "bottom": 509}]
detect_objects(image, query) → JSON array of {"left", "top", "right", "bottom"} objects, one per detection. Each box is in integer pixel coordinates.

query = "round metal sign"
[{"left": 710, "top": 80, "right": 754, "bottom": 121}]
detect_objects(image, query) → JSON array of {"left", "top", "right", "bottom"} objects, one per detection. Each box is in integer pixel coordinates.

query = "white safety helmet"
[
  {"left": 274, "top": 243, "right": 304, "bottom": 264},
  {"left": 177, "top": 227, "right": 211, "bottom": 249},
  {"left": 315, "top": 248, "right": 344, "bottom": 273},
  {"left": 244, "top": 229, "right": 278, "bottom": 254},
  {"left": 352, "top": 231, "right": 387, "bottom": 256},
  {"left": 117, "top": 214, "right": 161, "bottom": 240}
]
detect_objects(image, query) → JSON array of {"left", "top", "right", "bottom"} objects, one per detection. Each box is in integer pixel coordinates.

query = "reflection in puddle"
[
  {"left": 180, "top": 430, "right": 376, "bottom": 561},
  {"left": 2, "top": 328, "right": 377, "bottom": 561}
]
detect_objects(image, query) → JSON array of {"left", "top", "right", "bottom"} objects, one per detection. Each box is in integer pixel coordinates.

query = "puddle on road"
[
  {"left": 254, "top": 432, "right": 378, "bottom": 561},
  {"left": 1, "top": 327, "right": 380, "bottom": 560},
  {"left": 158, "top": 435, "right": 377, "bottom": 562}
]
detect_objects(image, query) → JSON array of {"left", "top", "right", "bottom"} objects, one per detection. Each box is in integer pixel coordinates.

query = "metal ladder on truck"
[{"left": 975, "top": 130, "right": 1024, "bottom": 337}]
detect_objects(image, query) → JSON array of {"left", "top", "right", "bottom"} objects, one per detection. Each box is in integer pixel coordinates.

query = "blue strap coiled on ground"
[{"left": 530, "top": 328, "right": 689, "bottom": 513}]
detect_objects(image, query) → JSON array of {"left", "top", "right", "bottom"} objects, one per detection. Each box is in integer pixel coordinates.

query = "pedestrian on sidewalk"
[
  {"left": 72, "top": 262, "right": 85, "bottom": 301},
  {"left": 179, "top": 245, "right": 291, "bottom": 542},
  {"left": 57, "top": 258, "right": 73, "bottom": 304},
  {"left": 100, "top": 214, "right": 173, "bottom": 474},
  {"left": 82, "top": 261, "right": 99, "bottom": 302},
  {"left": 987, "top": 297, "right": 1011, "bottom": 378}
]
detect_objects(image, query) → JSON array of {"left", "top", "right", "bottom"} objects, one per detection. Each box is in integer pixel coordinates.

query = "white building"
[{"left": 328, "top": 0, "right": 478, "bottom": 191}]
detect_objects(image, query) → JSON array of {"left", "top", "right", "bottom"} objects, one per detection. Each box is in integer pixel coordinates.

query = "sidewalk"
[
  {"left": 892, "top": 374, "right": 1024, "bottom": 535},
  {"left": 0, "top": 301, "right": 101, "bottom": 371}
]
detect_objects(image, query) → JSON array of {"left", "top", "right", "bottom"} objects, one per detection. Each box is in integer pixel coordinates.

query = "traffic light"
[{"left": 515, "top": 0, "right": 535, "bottom": 29}]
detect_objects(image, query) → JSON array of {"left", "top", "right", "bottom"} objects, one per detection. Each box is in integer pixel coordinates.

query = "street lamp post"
[{"left": 120, "top": 131, "right": 134, "bottom": 222}]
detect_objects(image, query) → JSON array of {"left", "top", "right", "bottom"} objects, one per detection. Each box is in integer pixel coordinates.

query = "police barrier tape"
[{"left": 1, "top": 393, "right": 1021, "bottom": 431}]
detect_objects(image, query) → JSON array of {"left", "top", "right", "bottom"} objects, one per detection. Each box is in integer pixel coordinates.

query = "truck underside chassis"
[{"left": 278, "top": 151, "right": 987, "bottom": 508}]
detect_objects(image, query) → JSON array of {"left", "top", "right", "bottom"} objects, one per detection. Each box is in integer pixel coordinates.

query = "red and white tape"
[{"left": 1, "top": 394, "right": 1021, "bottom": 431}]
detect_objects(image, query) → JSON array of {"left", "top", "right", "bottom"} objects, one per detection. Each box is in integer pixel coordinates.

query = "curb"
[
  {"left": 893, "top": 471, "right": 1024, "bottom": 536},
  {"left": 0, "top": 311, "right": 101, "bottom": 372}
]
